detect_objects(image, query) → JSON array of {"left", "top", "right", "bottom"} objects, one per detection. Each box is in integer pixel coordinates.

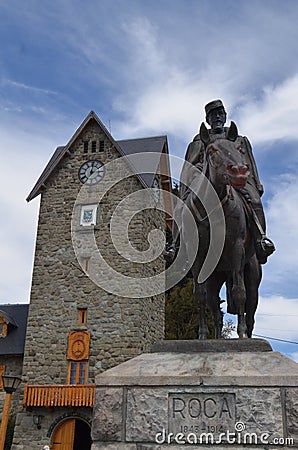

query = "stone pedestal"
[{"left": 91, "top": 339, "right": 298, "bottom": 449}]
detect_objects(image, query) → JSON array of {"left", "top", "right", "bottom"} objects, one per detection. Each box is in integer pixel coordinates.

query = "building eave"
[{"left": 26, "top": 113, "right": 169, "bottom": 202}]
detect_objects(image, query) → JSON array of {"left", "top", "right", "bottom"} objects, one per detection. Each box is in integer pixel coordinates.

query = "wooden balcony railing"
[{"left": 23, "top": 384, "right": 95, "bottom": 408}]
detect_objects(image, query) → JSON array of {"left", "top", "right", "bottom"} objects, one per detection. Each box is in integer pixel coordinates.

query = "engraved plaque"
[{"left": 169, "top": 393, "right": 236, "bottom": 438}]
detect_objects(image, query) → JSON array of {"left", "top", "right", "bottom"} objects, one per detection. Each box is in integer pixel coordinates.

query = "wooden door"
[{"left": 52, "top": 419, "right": 75, "bottom": 450}]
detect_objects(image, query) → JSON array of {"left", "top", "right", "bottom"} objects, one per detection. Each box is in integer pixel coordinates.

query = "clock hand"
[{"left": 87, "top": 168, "right": 100, "bottom": 180}]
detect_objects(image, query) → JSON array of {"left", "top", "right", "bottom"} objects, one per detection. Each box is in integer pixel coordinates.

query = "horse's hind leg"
[
  {"left": 212, "top": 301, "right": 223, "bottom": 339},
  {"left": 206, "top": 275, "right": 224, "bottom": 339},
  {"left": 194, "top": 280, "right": 209, "bottom": 339},
  {"left": 232, "top": 240, "right": 248, "bottom": 338},
  {"left": 236, "top": 281, "right": 248, "bottom": 338},
  {"left": 245, "top": 256, "right": 262, "bottom": 337}
]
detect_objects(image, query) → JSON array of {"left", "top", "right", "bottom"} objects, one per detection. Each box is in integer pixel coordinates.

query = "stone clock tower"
[{"left": 11, "top": 112, "right": 172, "bottom": 450}]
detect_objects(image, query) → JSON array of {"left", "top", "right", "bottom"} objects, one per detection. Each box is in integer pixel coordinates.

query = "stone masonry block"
[
  {"left": 236, "top": 388, "right": 283, "bottom": 440},
  {"left": 92, "top": 387, "right": 124, "bottom": 441},
  {"left": 126, "top": 388, "right": 168, "bottom": 442},
  {"left": 285, "top": 388, "right": 298, "bottom": 442}
]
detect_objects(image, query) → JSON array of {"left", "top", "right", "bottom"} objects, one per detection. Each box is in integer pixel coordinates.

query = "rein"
[{"left": 189, "top": 152, "right": 233, "bottom": 223}]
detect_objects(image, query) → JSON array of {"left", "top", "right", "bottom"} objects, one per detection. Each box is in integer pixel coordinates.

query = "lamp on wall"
[
  {"left": 33, "top": 414, "right": 43, "bottom": 429},
  {"left": 0, "top": 375, "right": 22, "bottom": 450}
]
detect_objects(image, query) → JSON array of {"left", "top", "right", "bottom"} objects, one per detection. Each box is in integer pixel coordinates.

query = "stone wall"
[
  {"left": 12, "top": 118, "right": 166, "bottom": 449},
  {"left": 91, "top": 345, "right": 298, "bottom": 450},
  {"left": 0, "top": 355, "right": 23, "bottom": 415},
  {"left": 21, "top": 119, "right": 165, "bottom": 385},
  {"left": 12, "top": 406, "right": 92, "bottom": 449},
  {"left": 0, "top": 355, "right": 23, "bottom": 379}
]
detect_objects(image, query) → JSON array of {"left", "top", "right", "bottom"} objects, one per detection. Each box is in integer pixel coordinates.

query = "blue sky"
[{"left": 1, "top": 0, "right": 298, "bottom": 360}]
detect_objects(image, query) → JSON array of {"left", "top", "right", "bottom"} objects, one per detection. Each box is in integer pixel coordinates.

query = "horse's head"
[{"left": 200, "top": 121, "right": 250, "bottom": 190}]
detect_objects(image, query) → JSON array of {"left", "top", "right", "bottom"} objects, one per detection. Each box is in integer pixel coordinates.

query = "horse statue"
[{"left": 181, "top": 121, "right": 262, "bottom": 339}]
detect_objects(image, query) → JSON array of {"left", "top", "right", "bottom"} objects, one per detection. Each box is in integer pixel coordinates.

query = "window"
[
  {"left": 99, "top": 140, "right": 104, "bottom": 152},
  {"left": 67, "top": 332, "right": 90, "bottom": 385},
  {"left": 78, "top": 308, "right": 87, "bottom": 326},
  {"left": 68, "top": 361, "right": 88, "bottom": 385},
  {"left": 79, "top": 362, "right": 87, "bottom": 384},
  {"left": 83, "top": 141, "right": 89, "bottom": 153},
  {"left": 81, "top": 258, "right": 90, "bottom": 274},
  {"left": 91, "top": 141, "right": 96, "bottom": 153}
]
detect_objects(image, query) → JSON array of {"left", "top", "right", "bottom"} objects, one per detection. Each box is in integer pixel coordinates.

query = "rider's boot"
[
  {"left": 255, "top": 236, "right": 275, "bottom": 264},
  {"left": 251, "top": 203, "right": 275, "bottom": 264}
]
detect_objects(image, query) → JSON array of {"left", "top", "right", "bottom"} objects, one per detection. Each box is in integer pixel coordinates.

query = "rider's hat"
[{"left": 205, "top": 99, "right": 226, "bottom": 117}]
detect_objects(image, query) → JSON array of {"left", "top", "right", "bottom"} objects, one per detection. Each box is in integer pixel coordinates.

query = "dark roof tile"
[
  {"left": 27, "top": 112, "right": 168, "bottom": 202},
  {"left": 0, "top": 304, "right": 29, "bottom": 355}
]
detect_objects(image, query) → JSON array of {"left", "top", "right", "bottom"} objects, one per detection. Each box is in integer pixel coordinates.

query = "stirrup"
[
  {"left": 256, "top": 236, "right": 275, "bottom": 264},
  {"left": 260, "top": 236, "right": 275, "bottom": 254}
]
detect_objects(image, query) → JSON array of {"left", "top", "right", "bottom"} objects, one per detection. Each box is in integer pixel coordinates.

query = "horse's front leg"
[
  {"left": 232, "top": 240, "right": 248, "bottom": 338},
  {"left": 194, "top": 279, "right": 209, "bottom": 339},
  {"left": 206, "top": 275, "right": 224, "bottom": 339},
  {"left": 245, "top": 255, "right": 262, "bottom": 337}
]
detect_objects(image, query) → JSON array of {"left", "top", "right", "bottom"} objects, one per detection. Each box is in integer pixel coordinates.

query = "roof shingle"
[{"left": 0, "top": 304, "right": 29, "bottom": 355}]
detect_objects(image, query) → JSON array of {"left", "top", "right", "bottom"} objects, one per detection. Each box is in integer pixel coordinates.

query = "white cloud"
[
  {"left": 107, "top": 8, "right": 298, "bottom": 150},
  {"left": 112, "top": 17, "right": 237, "bottom": 142},
  {"left": 236, "top": 75, "right": 298, "bottom": 144},
  {"left": 227, "top": 294, "right": 298, "bottom": 360},
  {"left": 290, "top": 352, "right": 298, "bottom": 363},
  {"left": 0, "top": 123, "right": 69, "bottom": 304},
  {"left": 3, "top": 79, "right": 58, "bottom": 96},
  {"left": 261, "top": 174, "right": 298, "bottom": 285},
  {"left": 253, "top": 295, "right": 298, "bottom": 342},
  {"left": 116, "top": 67, "right": 298, "bottom": 150},
  {"left": 3, "top": 1, "right": 298, "bottom": 150}
]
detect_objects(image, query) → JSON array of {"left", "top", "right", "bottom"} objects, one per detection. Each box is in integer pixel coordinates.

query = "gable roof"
[
  {"left": 27, "top": 111, "right": 169, "bottom": 202},
  {"left": 118, "top": 136, "right": 168, "bottom": 188},
  {"left": 0, "top": 309, "right": 18, "bottom": 327},
  {"left": 0, "top": 304, "right": 29, "bottom": 355}
]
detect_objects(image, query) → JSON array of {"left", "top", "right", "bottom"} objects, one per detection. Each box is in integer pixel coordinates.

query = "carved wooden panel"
[{"left": 67, "top": 331, "right": 90, "bottom": 361}]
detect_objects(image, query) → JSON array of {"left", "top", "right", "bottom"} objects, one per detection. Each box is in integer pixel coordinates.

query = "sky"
[{"left": 1, "top": 0, "right": 298, "bottom": 360}]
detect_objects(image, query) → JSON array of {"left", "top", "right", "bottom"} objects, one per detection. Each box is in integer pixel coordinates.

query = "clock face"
[{"left": 78, "top": 160, "right": 105, "bottom": 185}]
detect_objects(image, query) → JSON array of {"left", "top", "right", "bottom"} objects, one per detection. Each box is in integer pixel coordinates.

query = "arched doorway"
[{"left": 52, "top": 418, "right": 92, "bottom": 450}]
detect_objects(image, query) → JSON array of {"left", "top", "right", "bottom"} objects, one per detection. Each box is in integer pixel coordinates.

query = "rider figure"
[{"left": 177, "top": 99, "right": 275, "bottom": 264}]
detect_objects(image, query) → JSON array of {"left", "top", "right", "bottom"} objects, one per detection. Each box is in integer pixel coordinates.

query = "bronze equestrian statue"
[{"left": 174, "top": 100, "right": 275, "bottom": 338}]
